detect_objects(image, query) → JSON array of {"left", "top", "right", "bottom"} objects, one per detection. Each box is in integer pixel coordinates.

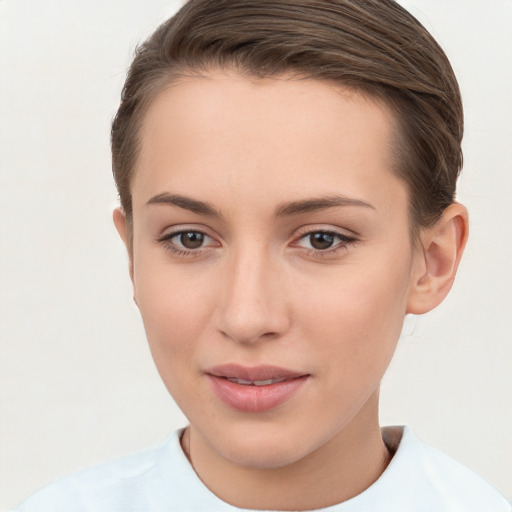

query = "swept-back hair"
[{"left": 111, "top": 0, "right": 463, "bottom": 232}]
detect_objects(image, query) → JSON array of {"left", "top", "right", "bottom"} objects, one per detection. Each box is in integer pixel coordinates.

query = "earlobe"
[
  {"left": 113, "top": 207, "right": 135, "bottom": 285},
  {"left": 406, "top": 203, "right": 469, "bottom": 315}
]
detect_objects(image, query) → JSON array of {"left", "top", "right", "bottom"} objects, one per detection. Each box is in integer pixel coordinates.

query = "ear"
[
  {"left": 406, "top": 203, "right": 469, "bottom": 314},
  {"left": 113, "top": 207, "right": 135, "bottom": 285}
]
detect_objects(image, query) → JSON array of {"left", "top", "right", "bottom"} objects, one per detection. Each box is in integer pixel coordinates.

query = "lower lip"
[{"left": 207, "top": 375, "right": 309, "bottom": 413}]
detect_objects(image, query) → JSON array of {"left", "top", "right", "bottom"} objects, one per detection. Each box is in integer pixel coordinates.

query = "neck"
[{"left": 181, "top": 391, "right": 393, "bottom": 511}]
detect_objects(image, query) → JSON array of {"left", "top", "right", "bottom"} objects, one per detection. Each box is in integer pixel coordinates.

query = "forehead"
[{"left": 133, "top": 70, "right": 405, "bottom": 216}]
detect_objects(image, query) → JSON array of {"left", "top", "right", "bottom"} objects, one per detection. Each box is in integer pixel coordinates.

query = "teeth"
[
  {"left": 254, "top": 378, "right": 286, "bottom": 386},
  {"left": 226, "top": 377, "right": 287, "bottom": 386},
  {"left": 228, "top": 378, "right": 253, "bottom": 385}
]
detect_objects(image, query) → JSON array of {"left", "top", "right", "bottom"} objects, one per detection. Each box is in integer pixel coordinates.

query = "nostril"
[{"left": 218, "top": 324, "right": 282, "bottom": 344}]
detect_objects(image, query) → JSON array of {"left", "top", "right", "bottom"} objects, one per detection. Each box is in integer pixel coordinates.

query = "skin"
[{"left": 114, "top": 70, "right": 468, "bottom": 510}]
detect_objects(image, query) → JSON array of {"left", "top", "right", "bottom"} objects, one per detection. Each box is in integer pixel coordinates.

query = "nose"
[{"left": 215, "top": 248, "right": 290, "bottom": 344}]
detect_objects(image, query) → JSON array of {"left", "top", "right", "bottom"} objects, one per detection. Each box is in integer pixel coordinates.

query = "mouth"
[
  {"left": 206, "top": 364, "right": 310, "bottom": 412},
  {"left": 207, "top": 363, "right": 308, "bottom": 381},
  {"left": 224, "top": 376, "right": 288, "bottom": 386}
]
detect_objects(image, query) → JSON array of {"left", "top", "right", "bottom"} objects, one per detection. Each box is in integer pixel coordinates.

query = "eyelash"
[
  {"left": 292, "top": 229, "right": 357, "bottom": 258},
  {"left": 157, "top": 229, "right": 216, "bottom": 258},
  {"left": 157, "top": 228, "right": 357, "bottom": 258}
]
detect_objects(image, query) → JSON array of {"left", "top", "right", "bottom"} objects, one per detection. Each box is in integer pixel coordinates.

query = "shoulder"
[
  {"left": 14, "top": 431, "right": 188, "bottom": 512},
  {"left": 355, "top": 426, "right": 511, "bottom": 512},
  {"left": 407, "top": 427, "right": 509, "bottom": 509}
]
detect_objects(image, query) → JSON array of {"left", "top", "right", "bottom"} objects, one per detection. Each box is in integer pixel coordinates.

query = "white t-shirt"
[{"left": 16, "top": 426, "right": 510, "bottom": 512}]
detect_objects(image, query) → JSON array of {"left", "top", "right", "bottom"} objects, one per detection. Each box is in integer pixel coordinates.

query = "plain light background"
[{"left": 1, "top": 0, "right": 511, "bottom": 509}]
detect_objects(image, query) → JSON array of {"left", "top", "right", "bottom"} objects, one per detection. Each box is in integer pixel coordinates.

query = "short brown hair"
[{"left": 111, "top": 0, "right": 463, "bottom": 231}]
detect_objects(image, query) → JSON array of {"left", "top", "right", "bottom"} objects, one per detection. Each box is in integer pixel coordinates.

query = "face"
[{"left": 123, "top": 70, "right": 423, "bottom": 469}]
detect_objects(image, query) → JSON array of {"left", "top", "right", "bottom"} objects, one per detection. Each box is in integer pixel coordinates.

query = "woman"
[{"left": 13, "top": 0, "right": 511, "bottom": 510}]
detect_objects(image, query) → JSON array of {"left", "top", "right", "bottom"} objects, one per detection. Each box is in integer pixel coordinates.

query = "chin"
[
  {"left": 224, "top": 440, "right": 306, "bottom": 469},
  {"left": 206, "top": 421, "right": 321, "bottom": 470}
]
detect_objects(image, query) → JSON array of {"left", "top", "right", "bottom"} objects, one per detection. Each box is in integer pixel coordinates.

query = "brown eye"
[
  {"left": 309, "top": 232, "right": 335, "bottom": 250},
  {"left": 159, "top": 229, "right": 218, "bottom": 256},
  {"left": 294, "top": 230, "right": 356, "bottom": 254},
  {"left": 179, "top": 231, "right": 205, "bottom": 249}
]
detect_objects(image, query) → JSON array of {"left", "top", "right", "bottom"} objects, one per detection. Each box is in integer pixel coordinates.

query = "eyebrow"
[
  {"left": 275, "top": 196, "right": 375, "bottom": 217},
  {"left": 146, "top": 193, "right": 221, "bottom": 217},
  {"left": 146, "top": 192, "right": 375, "bottom": 218}
]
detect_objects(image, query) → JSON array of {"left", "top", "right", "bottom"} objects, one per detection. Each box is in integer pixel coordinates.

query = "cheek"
[
  {"left": 294, "top": 256, "right": 411, "bottom": 379},
  {"left": 133, "top": 258, "right": 216, "bottom": 372},
  {"left": 134, "top": 270, "right": 217, "bottom": 415}
]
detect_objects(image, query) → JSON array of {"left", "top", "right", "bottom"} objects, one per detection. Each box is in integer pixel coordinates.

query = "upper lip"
[{"left": 206, "top": 364, "right": 308, "bottom": 382}]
